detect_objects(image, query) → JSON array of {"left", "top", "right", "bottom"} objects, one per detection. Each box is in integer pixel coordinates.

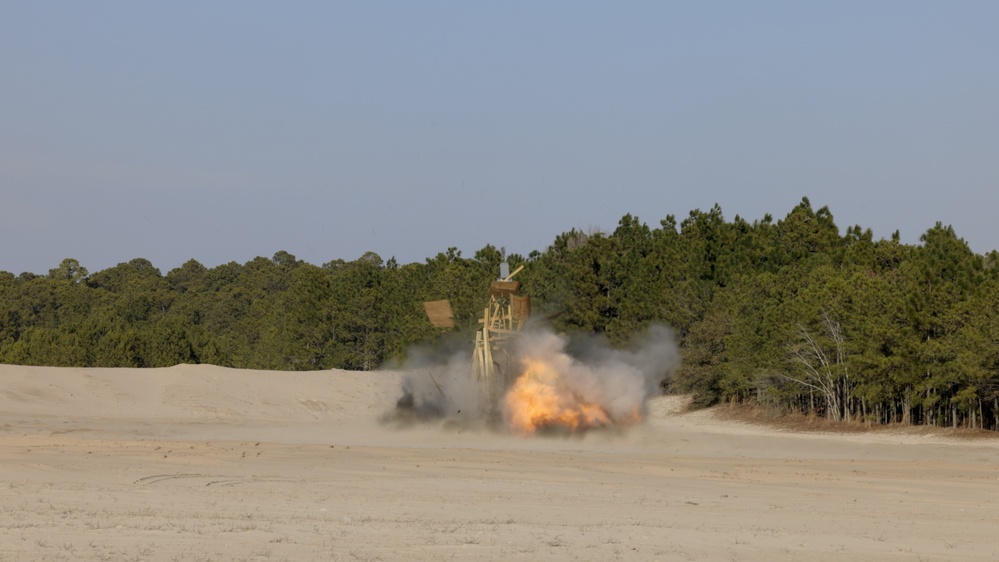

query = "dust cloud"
[{"left": 387, "top": 324, "right": 680, "bottom": 435}]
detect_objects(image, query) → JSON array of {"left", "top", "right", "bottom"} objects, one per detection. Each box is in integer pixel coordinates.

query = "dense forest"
[{"left": 3, "top": 198, "right": 999, "bottom": 429}]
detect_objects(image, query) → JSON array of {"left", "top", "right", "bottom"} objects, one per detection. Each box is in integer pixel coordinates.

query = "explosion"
[
  {"left": 500, "top": 328, "right": 673, "bottom": 435},
  {"left": 392, "top": 325, "right": 678, "bottom": 436},
  {"left": 503, "top": 357, "right": 615, "bottom": 434}
]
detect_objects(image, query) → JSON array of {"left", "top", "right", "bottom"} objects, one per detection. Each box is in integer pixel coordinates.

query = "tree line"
[{"left": 2, "top": 197, "right": 998, "bottom": 429}]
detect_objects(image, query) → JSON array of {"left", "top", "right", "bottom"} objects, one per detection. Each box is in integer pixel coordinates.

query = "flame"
[{"left": 502, "top": 357, "right": 642, "bottom": 435}]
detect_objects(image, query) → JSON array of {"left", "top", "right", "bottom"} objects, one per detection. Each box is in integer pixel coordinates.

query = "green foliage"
[{"left": 2, "top": 201, "right": 999, "bottom": 429}]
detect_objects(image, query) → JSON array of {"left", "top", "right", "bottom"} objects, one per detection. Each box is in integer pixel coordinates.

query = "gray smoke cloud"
[
  {"left": 383, "top": 335, "right": 493, "bottom": 426},
  {"left": 391, "top": 350, "right": 489, "bottom": 421},
  {"left": 386, "top": 324, "right": 680, "bottom": 433}
]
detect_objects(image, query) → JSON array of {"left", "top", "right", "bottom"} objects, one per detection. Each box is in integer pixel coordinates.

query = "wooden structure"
[
  {"left": 472, "top": 264, "right": 530, "bottom": 403},
  {"left": 422, "top": 262, "right": 531, "bottom": 408}
]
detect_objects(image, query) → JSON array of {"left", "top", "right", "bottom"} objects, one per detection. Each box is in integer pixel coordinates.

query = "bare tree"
[{"left": 784, "top": 310, "right": 849, "bottom": 421}]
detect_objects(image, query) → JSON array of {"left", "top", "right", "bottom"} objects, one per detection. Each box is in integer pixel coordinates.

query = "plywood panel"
[{"left": 423, "top": 300, "right": 455, "bottom": 328}]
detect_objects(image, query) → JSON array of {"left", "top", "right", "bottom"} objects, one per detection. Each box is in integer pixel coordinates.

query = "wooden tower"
[
  {"left": 471, "top": 264, "right": 530, "bottom": 403},
  {"left": 423, "top": 262, "right": 531, "bottom": 408}
]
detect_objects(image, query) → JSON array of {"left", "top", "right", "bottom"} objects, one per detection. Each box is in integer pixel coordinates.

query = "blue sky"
[{"left": 2, "top": 2, "right": 997, "bottom": 275}]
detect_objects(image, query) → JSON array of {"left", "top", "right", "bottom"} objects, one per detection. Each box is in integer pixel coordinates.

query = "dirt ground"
[{"left": 2, "top": 364, "right": 998, "bottom": 561}]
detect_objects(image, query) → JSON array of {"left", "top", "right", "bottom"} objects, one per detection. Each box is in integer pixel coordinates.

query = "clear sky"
[{"left": 2, "top": 2, "right": 997, "bottom": 275}]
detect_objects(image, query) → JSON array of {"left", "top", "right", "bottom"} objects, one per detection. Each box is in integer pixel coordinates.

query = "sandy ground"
[{"left": 2, "top": 364, "right": 999, "bottom": 561}]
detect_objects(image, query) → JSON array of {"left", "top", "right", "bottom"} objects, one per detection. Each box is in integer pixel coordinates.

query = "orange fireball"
[{"left": 503, "top": 357, "right": 632, "bottom": 434}]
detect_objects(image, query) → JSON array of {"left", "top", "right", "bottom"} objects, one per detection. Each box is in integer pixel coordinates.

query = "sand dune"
[{"left": 2, "top": 363, "right": 998, "bottom": 561}]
